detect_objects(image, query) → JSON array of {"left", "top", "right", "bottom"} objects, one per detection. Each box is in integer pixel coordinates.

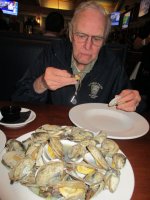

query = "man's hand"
[
  {"left": 116, "top": 89, "right": 141, "bottom": 112},
  {"left": 44, "top": 67, "right": 77, "bottom": 90},
  {"left": 33, "top": 67, "right": 77, "bottom": 94}
]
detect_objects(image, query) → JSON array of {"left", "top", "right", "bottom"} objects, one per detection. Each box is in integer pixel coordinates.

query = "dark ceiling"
[{"left": 18, "top": 0, "right": 39, "bottom": 6}]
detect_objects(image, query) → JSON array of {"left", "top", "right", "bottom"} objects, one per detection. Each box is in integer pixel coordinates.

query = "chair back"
[{"left": 106, "top": 43, "right": 128, "bottom": 68}]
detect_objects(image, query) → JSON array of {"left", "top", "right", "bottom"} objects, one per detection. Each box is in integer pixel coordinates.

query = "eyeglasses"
[{"left": 73, "top": 32, "right": 105, "bottom": 47}]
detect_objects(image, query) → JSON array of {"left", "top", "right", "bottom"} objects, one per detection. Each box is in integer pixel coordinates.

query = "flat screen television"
[
  {"left": 138, "top": 0, "right": 150, "bottom": 17},
  {"left": 0, "top": 0, "right": 18, "bottom": 16},
  {"left": 122, "top": 11, "right": 131, "bottom": 29},
  {"left": 110, "top": 11, "right": 120, "bottom": 26}
]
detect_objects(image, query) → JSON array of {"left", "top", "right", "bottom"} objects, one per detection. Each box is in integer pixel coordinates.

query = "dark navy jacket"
[{"left": 12, "top": 39, "right": 132, "bottom": 106}]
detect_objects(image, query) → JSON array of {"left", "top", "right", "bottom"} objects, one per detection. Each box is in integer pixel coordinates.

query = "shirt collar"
[{"left": 71, "top": 55, "right": 97, "bottom": 80}]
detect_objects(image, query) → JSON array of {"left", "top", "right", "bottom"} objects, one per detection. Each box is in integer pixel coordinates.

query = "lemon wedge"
[
  {"left": 76, "top": 165, "right": 95, "bottom": 175},
  {"left": 47, "top": 145, "right": 56, "bottom": 159}
]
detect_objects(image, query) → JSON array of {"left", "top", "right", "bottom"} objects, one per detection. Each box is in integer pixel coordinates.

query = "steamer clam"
[{"left": 1, "top": 124, "right": 127, "bottom": 199}]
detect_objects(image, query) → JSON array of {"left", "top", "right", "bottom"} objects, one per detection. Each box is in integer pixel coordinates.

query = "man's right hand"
[{"left": 33, "top": 67, "right": 77, "bottom": 93}]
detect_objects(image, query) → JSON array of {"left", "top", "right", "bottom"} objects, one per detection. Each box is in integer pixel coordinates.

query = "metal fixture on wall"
[{"left": 39, "top": 0, "right": 74, "bottom": 10}]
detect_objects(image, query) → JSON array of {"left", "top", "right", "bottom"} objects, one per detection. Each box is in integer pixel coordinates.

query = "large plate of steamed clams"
[{"left": 0, "top": 125, "right": 134, "bottom": 200}]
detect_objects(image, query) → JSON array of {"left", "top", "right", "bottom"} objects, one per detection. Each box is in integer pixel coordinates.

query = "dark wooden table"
[{"left": 0, "top": 101, "right": 150, "bottom": 200}]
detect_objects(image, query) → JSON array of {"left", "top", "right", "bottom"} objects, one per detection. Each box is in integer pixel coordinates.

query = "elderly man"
[{"left": 12, "top": 1, "right": 142, "bottom": 112}]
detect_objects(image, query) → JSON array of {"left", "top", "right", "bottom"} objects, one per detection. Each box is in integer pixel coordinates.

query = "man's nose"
[{"left": 84, "top": 36, "right": 93, "bottom": 49}]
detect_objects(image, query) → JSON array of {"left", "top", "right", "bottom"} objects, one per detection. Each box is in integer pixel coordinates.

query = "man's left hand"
[{"left": 116, "top": 89, "right": 141, "bottom": 112}]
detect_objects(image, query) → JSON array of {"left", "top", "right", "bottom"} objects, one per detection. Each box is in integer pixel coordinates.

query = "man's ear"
[
  {"left": 69, "top": 31, "right": 72, "bottom": 42},
  {"left": 68, "top": 22, "right": 72, "bottom": 42}
]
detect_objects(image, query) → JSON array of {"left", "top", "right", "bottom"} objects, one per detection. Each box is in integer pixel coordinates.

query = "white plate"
[
  {"left": 87, "top": 152, "right": 134, "bottom": 200},
  {"left": 0, "top": 129, "right": 6, "bottom": 153},
  {"left": 0, "top": 131, "right": 134, "bottom": 200},
  {"left": 0, "top": 108, "right": 36, "bottom": 128},
  {"left": 69, "top": 103, "right": 149, "bottom": 139}
]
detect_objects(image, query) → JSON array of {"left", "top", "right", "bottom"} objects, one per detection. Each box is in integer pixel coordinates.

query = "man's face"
[{"left": 70, "top": 8, "right": 106, "bottom": 67}]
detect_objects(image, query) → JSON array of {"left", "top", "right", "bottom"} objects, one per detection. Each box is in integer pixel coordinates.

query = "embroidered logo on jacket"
[{"left": 89, "top": 82, "right": 103, "bottom": 99}]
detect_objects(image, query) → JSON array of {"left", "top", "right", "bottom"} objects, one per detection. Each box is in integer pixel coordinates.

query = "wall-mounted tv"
[
  {"left": 122, "top": 11, "right": 131, "bottom": 29},
  {"left": 138, "top": 0, "right": 150, "bottom": 17},
  {"left": 0, "top": 0, "right": 18, "bottom": 16},
  {"left": 110, "top": 11, "right": 120, "bottom": 26}
]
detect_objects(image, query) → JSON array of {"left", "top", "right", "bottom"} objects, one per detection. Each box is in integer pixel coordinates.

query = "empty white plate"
[{"left": 69, "top": 103, "right": 149, "bottom": 139}]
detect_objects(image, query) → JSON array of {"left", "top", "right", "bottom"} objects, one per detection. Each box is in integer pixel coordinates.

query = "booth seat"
[{"left": 0, "top": 32, "right": 62, "bottom": 101}]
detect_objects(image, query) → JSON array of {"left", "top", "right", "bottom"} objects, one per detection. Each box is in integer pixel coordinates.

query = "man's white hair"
[{"left": 69, "top": 0, "right": 111, "bottom": 40}]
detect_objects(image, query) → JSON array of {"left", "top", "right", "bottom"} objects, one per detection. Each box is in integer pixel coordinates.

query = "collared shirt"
[
  {"left": 71, "top": 56, "right": 97, "bottom": 79},
  {"left": 71, "top": 55, "right": 97, "bottom": 90}
]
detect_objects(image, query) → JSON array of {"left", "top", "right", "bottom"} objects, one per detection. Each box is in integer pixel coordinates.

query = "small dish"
[
  {"left": 0, "top": 108, "right": 36, "bottom": 128},
  {"left": 0, "top": 106, "right": 21, "bottom": 123}
]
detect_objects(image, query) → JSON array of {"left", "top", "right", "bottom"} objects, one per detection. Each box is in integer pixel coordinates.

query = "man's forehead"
[
  {"left": 73, "top": 10, "right": 105, "bottom": 35},
  {"left": 74, "top": 8, "right": 106, "bottom": 27},
  {"left": 75, "top": 7, "right": 105, "bottom": 21}
]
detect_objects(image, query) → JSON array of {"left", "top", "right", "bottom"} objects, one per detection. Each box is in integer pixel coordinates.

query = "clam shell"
[{"left": 108, "top": 96, "right": 120, "bottom": 107}]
